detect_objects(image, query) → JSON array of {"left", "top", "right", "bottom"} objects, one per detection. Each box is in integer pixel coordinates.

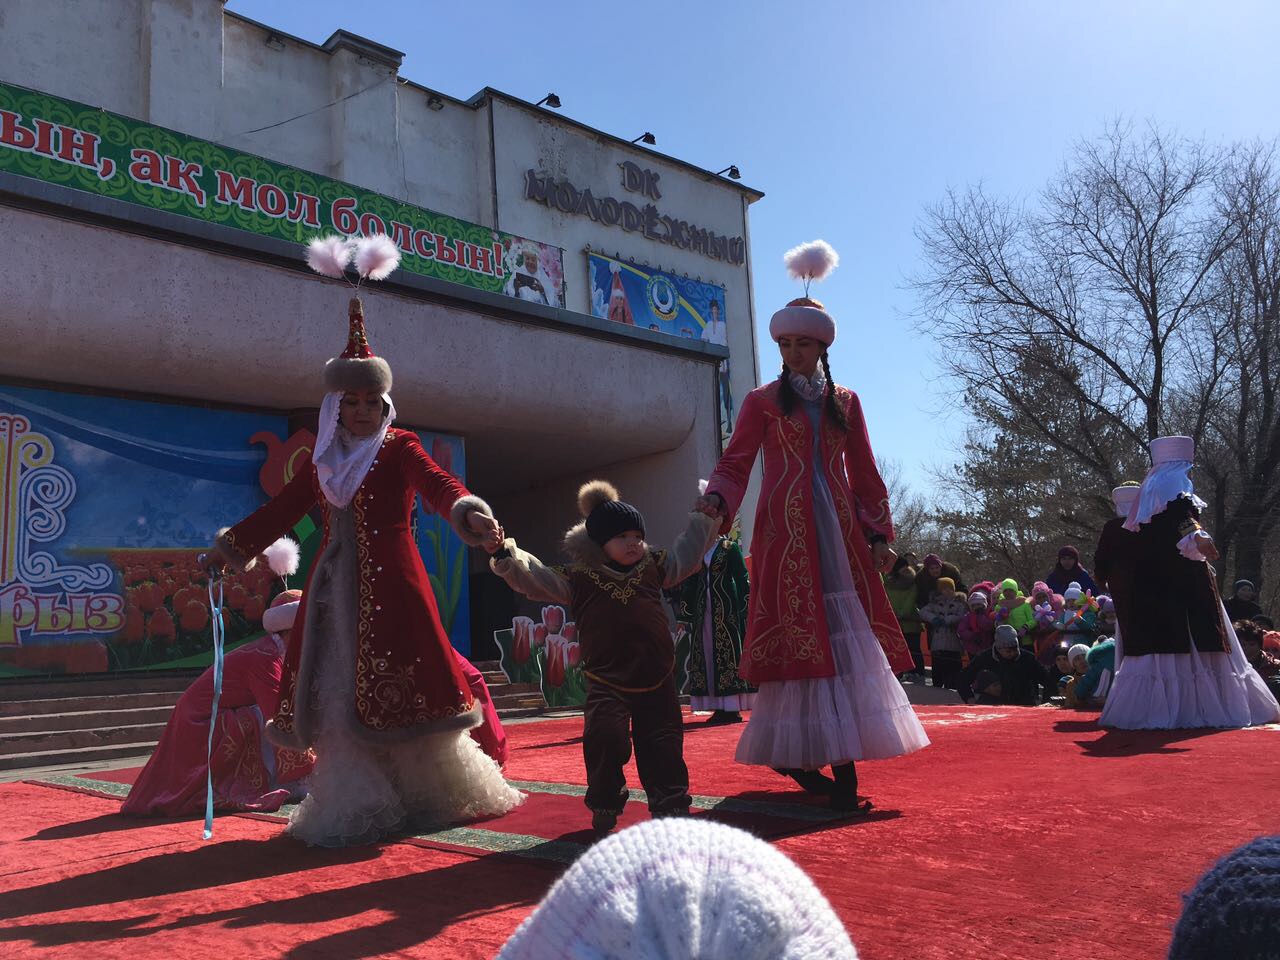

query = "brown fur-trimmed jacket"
[{"left": 491, "top": 512, "right": 718, "bottom": 692}]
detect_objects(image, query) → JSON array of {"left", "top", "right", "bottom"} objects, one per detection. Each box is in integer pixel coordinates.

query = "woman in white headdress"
[
  {"left": 1099, "top": 436, "right": 1280, "bottom": 730},
  {"left": 209, "top": 237, "right": 523, "bottom": 845}
]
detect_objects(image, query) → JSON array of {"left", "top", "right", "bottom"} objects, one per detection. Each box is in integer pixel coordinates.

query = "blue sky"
[{"left": 227, "top": 0, "right": 1280, "bottom": 492}]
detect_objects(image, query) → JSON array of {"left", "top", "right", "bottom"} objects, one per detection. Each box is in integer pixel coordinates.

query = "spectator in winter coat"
[
  {"left": 1029, "top": 580, "right": 1063, "bottom": 664},
  {"left": 1048, "top": 640, "right": 1073, "bottom": 693},
  {"left": 1096, "top": 595, "right": 1117, "bottom": 637},
  {"left": 957, "top": 625, "right": 1055, "bottom": 705},
  {"left": 1237, "top": 620, "right": 1280, "bottom": 699},
  {"left": 1056, "top": 582, "right": 1098, "bottom": 648},
  {"left": 883, "top": 558, "right": 925, "bottom": 680},
  {"left": 957, "top": 590, "right": 996, "bottom": 657},
  {"left": 972, "top": 669, "right": 1003, "bottom": 705},
  {"left": 1044, "top": 545, "right": 1099, "bottom": 595},
  {"left": 1064, "top": 638, "right": 1115, "bottom": 708},
  {"left": 1225, "top": 580, "right": 1263, "bottom": 623},
  {"left": 914, "top": 554, "right": 966, "bottom": 608},
  {"left": 992, "top": 579, "right": 1036, "bottom": 648},
  {"left": 970, "top": 580, "right": 998, "bottom": 600},
  {"left": 918, "top": 578, "right": 967, "bottom": 688}
]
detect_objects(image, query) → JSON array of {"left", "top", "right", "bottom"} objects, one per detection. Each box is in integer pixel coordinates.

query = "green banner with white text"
[{"left": 0, "top": 81, "right": 565, "bottom": 305}]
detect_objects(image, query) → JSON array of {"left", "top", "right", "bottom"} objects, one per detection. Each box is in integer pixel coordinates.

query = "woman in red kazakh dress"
[
  {"left": 700, "top": 242, "right": 928, "bottom": 811},
  {"left": 210, "top": 281, "right": 522, "bottom": 846},
  {"left": 122, "top": 586, "right": 314, "bottom": 816}
]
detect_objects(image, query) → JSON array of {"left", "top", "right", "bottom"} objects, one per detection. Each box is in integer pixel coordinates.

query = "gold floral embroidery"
[
  {"left": 574, "top": 551, "right": 660, "bottom": 606},
  {"left": 350, "top": 440, "right": 471, "bottom": 728},
  {"left": 749, "top": 405, "right": 821, "bottom": 670}
]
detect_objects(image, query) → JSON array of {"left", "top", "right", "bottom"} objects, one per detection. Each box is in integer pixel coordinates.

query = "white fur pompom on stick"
[
  {"left": 306, "top": 235, "right": 355, "bottom": 278},
  {"left": 355, "top": 233, "right": 402, "bottom": 281},
  {"left": 783, "top": 239, "right": 839, "bottom": 292},
  {"left": 262, "top": 538, "right": 301, "bottom": 579}
]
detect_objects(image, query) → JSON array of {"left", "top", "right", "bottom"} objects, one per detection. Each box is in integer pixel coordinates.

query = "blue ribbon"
[{"left": 203, "top": 576, "right": 226, "bottom": 840}]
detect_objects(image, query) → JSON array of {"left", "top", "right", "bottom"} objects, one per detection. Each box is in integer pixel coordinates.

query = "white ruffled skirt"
[
  {"left": 286, "top": 528, "right": 523, "bottom": 847},
  {"left": 734, "top": 586, "right": 931, "bottom": 769},
  {"left": 1099, "top": 608, "right": 1280, "bottom": 731}
]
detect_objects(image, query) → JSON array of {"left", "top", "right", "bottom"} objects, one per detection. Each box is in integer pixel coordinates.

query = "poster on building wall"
[
  {"left": 0, "top": 82, "right": 565, "bottom": 307},
  {"left": 0, "top": 385, "right": 471, "bottom": 679},
  {"left": 588, "top": 252, "right": 735, "bottom": 441}
]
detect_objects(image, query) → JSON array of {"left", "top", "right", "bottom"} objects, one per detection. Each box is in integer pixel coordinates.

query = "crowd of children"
[{"left": 881, "top": 549, "right": 1278, "bottom": 710}]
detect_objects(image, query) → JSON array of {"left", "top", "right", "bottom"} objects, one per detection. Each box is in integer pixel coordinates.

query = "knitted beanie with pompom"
[{"left": 496, "top": 818, "right": 858, "bottom": 960}]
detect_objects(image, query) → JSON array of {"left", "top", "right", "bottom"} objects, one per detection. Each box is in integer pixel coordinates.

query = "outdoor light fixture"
[
  {"left": 264, "top": 32, "right": 286, "bottom": 51},
  {"left": 535, "top": 93, "right": 561, "bottom": 109},
  {"left": 716, "top": 165, "right": 742, "bottom": 180},
  {"left": 632, "top": 132, "right": 657, "bottom": 145},
  {"left": 426, "top": 95, "right": 445, "bottom": 111}
]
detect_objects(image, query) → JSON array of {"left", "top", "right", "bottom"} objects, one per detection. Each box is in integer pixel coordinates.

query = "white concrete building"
[{"left": 0, "top": 0, "right": 763, "bottom": 662}]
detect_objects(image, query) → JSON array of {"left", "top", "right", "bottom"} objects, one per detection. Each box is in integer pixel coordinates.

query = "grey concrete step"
[
  {"left": 0, "top": 705, "right": 176, "bottom": 735},
  {"left": 492, "top": 693, "right": 546, "bottom": 711},
  {"left": 0, "top": 741, "right": 157, "bottom": 772},
  {"left": 0, "top": 722, "right": 167, "bottom": 756},
  {"left": 0, "top": 691, "right": 184, "bottom": 718},
  {"left": 0, "top": 673, "right": 196, "bottom": 702}
]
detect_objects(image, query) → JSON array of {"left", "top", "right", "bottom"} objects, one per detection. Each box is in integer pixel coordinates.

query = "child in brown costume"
[{"left": 489, "top": 481, "right": 719, "bottom": 833}]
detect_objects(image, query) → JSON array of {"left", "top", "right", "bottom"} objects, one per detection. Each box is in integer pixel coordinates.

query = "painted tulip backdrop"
[
  {"left": 493, "top": 606, "right": 692, "bottom": 708},
  {"left": 0, "top": 384, "right": 470, "bottom": 678}
]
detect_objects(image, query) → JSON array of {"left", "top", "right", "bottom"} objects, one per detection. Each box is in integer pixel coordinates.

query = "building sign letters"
[{"left": 523, "top": 161, "right": 746, "bottom": 266}]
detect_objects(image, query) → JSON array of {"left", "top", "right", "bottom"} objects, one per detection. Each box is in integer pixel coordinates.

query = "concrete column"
[
  {"left": 140, "top": 0, "right": 224, "bottom": 138},
  {"left": 324, "top": 36, "right": 402, "bottom": 194}
]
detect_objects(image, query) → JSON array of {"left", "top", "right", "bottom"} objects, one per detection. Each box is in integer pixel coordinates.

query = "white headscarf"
[
  {"left": 312, "top": 391, "right": 396, "bottom": 509},
  {"left": 1122, "top": 459, "right": 1205, "bottom": 532}
]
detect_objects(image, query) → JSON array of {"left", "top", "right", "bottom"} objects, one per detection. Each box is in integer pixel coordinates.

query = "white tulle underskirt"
[
  {"left": 735, "top": 589, "right": 931, "bottom": 770},
  {"left": 288, "top": 724, "right": 523, "bottom": 847},
  {"left": 1099, "top": 632, "right": 1280, "bottom": 731}
]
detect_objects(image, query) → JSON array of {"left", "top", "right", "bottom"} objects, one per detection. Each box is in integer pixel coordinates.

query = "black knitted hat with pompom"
[
  {"left": 578, "top": 480, "right": 646, "bottom": 547},
  {"left": 1168, "top": 835, "right": 1280, "bottom": 960}
]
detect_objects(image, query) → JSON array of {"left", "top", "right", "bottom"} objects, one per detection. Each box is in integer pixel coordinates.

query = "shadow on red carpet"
[{"left": 2, "top": 705, "right": 1278, "bottom": 959}]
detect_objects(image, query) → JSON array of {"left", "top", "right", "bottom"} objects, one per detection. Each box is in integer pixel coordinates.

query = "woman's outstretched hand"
[
  {"left": 467, "top": 509, "right": 501, "bottom": 539},
  {"left": 695, "top": 493, "right": 725, "bottom": 519},
  {"left": 871, "top": 540, "right": 897, "bottom": 573},
  {"left": 199, "top": 544, "right": 233, "bottom": 575}
]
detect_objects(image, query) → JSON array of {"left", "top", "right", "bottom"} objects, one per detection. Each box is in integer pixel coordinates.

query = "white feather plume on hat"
[
  {"left": 263, "top": 538, "right": 300, "bottom": 578},
  {"left": 783, "top": 240, "right": 839, "bottom": 284},
  {"left": 306, "top": 235, "right": 355, "bottom": 278},
  {"left": 354, "top": 234, "right": 401, "bottom": 280}
]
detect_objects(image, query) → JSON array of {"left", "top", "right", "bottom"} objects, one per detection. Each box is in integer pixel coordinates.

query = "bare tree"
[
  {"left": 879, "top": 457, "right": 932, "bottom": 552},
  {"left": 1197, "top": 143, "right": 1280, "bottom": 586},
  {"left": 914, "top": 123, "right": 1280, "bottom": 592}
]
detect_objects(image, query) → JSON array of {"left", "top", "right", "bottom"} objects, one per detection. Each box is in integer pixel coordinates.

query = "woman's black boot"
[
  {"left": 831, "top": 762, "right": 872, "bottom": 813},
  {"left": 773, "top": 767, "right": 835, "bottom": 795}
]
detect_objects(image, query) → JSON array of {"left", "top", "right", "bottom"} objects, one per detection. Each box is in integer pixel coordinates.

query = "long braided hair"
[{"left": 776, "top": 351, "right": 849, "bottom": 431}]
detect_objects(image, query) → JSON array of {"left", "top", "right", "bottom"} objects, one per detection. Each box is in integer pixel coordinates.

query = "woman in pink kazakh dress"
[
  {"left": 123, "top": 584, "right": 314, "bottom": 816},
  {"left": 700, "top": 242, "right": 928, "bottom": 811}
]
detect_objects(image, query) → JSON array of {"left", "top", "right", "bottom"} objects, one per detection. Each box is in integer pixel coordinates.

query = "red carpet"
[{"left": 3, "top": 706, "right": 1279, "bottom": 958}]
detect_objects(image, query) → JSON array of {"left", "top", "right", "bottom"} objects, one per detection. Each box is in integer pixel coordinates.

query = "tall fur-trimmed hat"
[
  {"left": 324, "top": 297, "right": 393, "bottom": 393},
  {"left": 578, "top": 480, "right": 646, "bottom": 547},
  {"left": 305, "top": 233, "right": 401, "bottom": 394},
  {"left": 769, "top": 240, "right": 839, "bottom": 346}
]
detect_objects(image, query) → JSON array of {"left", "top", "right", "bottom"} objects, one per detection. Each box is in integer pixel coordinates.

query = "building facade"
[{"left": 0, "top": 0, "right": 763, "bottom": 676}]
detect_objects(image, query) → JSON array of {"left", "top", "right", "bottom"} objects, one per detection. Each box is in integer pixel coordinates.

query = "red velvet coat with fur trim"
[
  {"left": 217, "top": 429, "right": 484, "bottom": 746},
  {"left": 706, "top": 382, "right": 914, "bottom": 682}
]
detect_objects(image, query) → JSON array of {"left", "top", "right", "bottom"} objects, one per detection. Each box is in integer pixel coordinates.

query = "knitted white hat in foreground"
[{"left": 495, "top": 818, "right": 858, "bottom": 960}]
